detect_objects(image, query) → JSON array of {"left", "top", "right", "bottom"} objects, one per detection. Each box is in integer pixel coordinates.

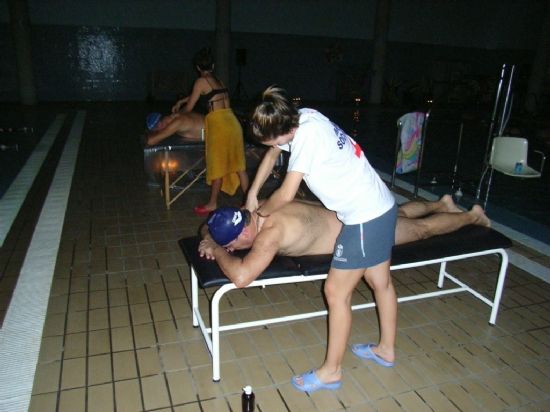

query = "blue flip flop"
[
  {"left": 352, "top": 343, "right": 395, "bottom": 367},
  {"left": 291, "top": 370, "right": 342, "bottom": 393}
]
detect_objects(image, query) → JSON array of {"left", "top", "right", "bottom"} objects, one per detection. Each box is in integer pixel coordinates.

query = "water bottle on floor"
[{"left": 242, "top": 385, "right": 255, "bottom": 412}]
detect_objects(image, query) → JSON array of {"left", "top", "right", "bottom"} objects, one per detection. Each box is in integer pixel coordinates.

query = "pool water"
[{"left": 321, "top": 105, "right": 550, "bottom": 243}]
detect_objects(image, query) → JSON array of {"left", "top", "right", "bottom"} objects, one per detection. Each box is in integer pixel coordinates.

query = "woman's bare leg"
[
  {"left": 362, "top": 260, "right": 396, "bottom": 362},
  {"left": 294, "top": 267, "right": 365, "bottom": 385},
  {"left": 203, "top": 178, "right": 222, "bottom": 210}
]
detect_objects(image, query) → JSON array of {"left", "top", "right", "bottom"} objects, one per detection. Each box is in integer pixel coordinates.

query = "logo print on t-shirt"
[
  {"left": 335, "top": 244, "right": 344, "bottom": 257},
  {"left": 348, "top": 135, "right": 364, "bottom": 158},
  {"left": 333, "top": 123, "right": 363, "bottom": 158},
  {"left": 350, "top": 138, "right": 363, "bottom": 158},
  {"left": 333, "top": 124, "right": 347, "bottom": 150}
]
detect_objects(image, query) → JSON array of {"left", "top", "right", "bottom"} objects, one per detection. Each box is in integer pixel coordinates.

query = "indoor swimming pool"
[
  {"left": 0, "top": 109, "right": 55, "bottom": 198},
  {"left": 0, "top": 110, "right": 64, "bottom": 247},
  {"left": 0, "top": 128, "right": 39, "bottom": 198}
]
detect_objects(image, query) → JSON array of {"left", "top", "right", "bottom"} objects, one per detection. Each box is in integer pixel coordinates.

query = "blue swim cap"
[
  {"left": 146, "top": 112, "right": 162, "bottom": 130},
  {"left": 207, "top": 207, "right": 246, "bottom": 246}
]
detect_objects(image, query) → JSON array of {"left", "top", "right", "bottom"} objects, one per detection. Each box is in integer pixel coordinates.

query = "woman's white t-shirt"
[{"left": 278, "top": 108, "right": 394, "bottom": 225}]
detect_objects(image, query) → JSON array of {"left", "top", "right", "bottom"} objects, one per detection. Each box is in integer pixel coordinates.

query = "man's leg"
[
  {"left": 395, "top": 205, "right": 491, "bottom": 245},
  {"left": 398, "top": 194, "right": 462, "bottom": 218}
]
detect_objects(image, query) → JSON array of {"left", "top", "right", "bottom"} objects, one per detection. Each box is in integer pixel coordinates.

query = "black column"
[
  {"left": 215, "top": 0, "right": 231, "bottom": 86},
  {"left": 369, "top": 0, "right": 391, "bottom": 105},
  {"left": 7, "top": 0, "right": 37, "bottom": 105}
]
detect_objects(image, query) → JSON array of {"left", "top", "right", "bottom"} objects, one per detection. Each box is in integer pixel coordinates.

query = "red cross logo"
[{"left": 350, "top": 139, "right": 363, "bottom": 158}]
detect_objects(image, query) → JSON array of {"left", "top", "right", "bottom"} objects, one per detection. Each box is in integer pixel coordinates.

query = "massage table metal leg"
[
  {"left": 191, "top": 265, "right": 220, "bottom": 380},
  {"left": 166, "top": 166, "right": 206, "bottom": 209},
  {"left": 191, "top": 266, "right": 199, "bottom": 327},
  {"left": 489, "top": 251, "right": 509, "bottom": 325},
  {"left": 211, "top": 287, "right": 226, "bottom": 382},
  {"left": 434, "top": 249, "right": 508, "bottom": 325},
  {"left": 161, "top": 150, "right": 205, "bottom": 210},
  {"left": 437, "top": 261, "right": 447, "bottom": 288},
  {"left": 163, "top": 151, "right": 170, "bottom": 209}
]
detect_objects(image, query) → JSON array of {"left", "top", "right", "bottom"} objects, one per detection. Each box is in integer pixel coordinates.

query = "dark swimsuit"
[
  {"left": 203, "top": 87, "right": 228, "bottom": 101},
  {"left": 198, "top": 78, "right": 228, "bottom": 112}
]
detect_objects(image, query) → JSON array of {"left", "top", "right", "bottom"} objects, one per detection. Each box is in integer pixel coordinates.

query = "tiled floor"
[{"left": 1, "top": 103, "right": 550, "bottom": 411}]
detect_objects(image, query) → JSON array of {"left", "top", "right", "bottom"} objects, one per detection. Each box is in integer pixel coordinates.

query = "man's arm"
[
  {"left": 198, "top": 229, "right": 281, "bottom": 288},
  {"left": 146, "top": 119, "right": 181, "bottom": 146}
]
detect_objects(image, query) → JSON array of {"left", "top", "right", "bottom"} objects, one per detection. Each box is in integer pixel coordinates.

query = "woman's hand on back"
[{"left": 245, "top": 194, "right": 259, "bottom": 213}]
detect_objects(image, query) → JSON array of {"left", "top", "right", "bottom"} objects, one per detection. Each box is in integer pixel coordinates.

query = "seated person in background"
[
  {"left": 198, "top": 195, "right": 490, "bottom": 288},
  {"left": 145, "top": 111, "right": 205, "bottom": 146}
]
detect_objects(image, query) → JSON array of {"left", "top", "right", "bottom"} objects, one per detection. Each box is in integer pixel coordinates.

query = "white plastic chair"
[
  {"left": 490, "top": 137, "right": 545, "bottom": 177},
  {"left": 482, "top": 136, "right": 546, "bottom": 207}
]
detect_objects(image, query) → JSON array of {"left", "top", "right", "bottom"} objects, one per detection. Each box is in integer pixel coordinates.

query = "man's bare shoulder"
[
  {"left": 279, "top": 199, "right": 330, "bottom": 216},
  {"left": 173, "top": 112, "right": 201, "bottom": 121},
  {"left": 291, "top": 199, "right": 323, "bottom": 207},
  {"left": 185, "top": 111, "right": 204, "bottom": 120},
  {"left": 251, "top": 223, "right": 283, "bottom": 254}
]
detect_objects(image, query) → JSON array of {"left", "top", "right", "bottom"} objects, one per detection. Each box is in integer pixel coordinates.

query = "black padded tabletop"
[
  {"left": 292, "top": 254, "right": 332, "bottom": 276},
  {"left": 178, "top": 237, "right": 301, "bottom": 288},
  {"left": 143, "top": 135, "right": 205, "bottom": 152},
  {"left": 287, "top": 226, "right": 511, "bottom": 275},
  {"left": 390, "top": 225, "right": 512, "bottom": 266},
  {"left": 179, "top": 225, "right": 512, "bottom": 289}
]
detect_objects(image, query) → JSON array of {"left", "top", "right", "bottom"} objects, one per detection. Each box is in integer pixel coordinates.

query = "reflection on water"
[
  {"left": 77, "top": 27, "right": 123, "bottom": 94},
  {"left": 78, "top": 30, "right": 121, "bottom": 75}
]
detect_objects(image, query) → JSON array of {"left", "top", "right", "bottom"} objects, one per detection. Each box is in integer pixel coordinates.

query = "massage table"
[
  {"left": 144, "top": 136, "right": 265, "bottom": 209},
  {"left": 179, "top": 225, "right": 512, "bottom": 381},
  {"left": 143, "top": 137, "right": 206, "bottom": 209}
]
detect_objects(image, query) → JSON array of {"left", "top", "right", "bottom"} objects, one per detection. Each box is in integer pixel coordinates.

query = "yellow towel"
[{"left": 204, "top": 108, "right": 246, "bottom": 195}]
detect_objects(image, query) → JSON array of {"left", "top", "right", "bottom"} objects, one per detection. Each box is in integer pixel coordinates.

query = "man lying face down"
[
  {"left": 145, "top": 111, "right": 205, "bottom": 147},
  {"left": 198, "top": 195, "right": 490, "bottom": 288}
]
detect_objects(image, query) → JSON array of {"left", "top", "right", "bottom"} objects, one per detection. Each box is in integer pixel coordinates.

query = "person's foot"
[
  {"left": 291, "top": 370, "right": 342, "bottom": 392},
  {"left": 193, "top": 204, "right": 215, "bottom": 216},
  {"left": 440, "top": 194, "right": 462, "bottom": 213},
  {"left": 470, "top": 205, "right": 491, "bottom": 227},
  {"left": 352, "top": 343, "right": 395, "bottom": 367}
]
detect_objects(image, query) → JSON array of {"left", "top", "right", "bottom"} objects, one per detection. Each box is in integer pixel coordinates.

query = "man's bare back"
[
  {"left": 260, "top": 200, "right": 341, "bottom": 256},
  {"left": 146, "top": 112, "right": 205, "bottom": 146},
  {"left": 172, "top": 112, "right": 204, "bottom": 140}
]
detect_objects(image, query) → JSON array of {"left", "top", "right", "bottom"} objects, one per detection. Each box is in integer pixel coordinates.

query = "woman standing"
[
  {"left": 173, "top": 48, "right": 248, "bottom": 215},
  {"left": 246, "top": 86, "right": 397, "bottom": 392}
]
